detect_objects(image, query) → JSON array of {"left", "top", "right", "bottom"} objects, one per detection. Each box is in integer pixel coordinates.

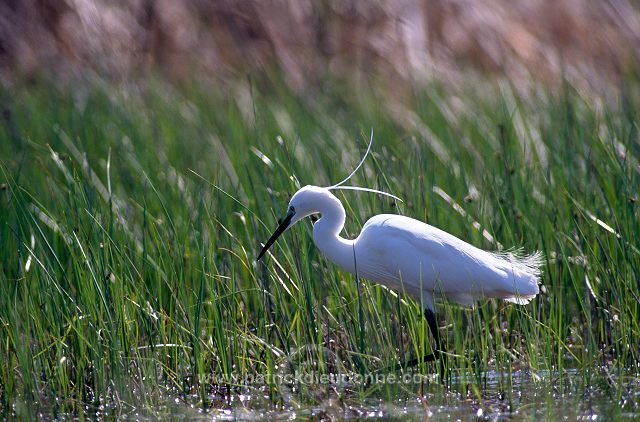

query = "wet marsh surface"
[{"left": 9, "top": 368, "right": 639, "bottom": 420}]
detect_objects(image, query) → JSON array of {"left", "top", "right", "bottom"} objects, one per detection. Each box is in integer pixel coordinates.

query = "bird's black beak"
[{"left": 257, "top": 209, "right": 295, "bottom": 260}]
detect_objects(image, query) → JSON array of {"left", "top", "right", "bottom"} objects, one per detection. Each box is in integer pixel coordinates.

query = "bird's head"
[
  {"left": 257, "top": 185, "right": 332, "bottom": 260},
  {"left": 256, "top": 132, "right": 402, "bottom": 261},
  {"left": 288, "top": 185, "right": 339, "bottom": 225}
]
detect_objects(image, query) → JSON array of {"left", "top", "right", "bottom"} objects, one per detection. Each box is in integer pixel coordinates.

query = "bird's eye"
[{"left": 289, "top": 206, "right": 295, "bottom": 213}]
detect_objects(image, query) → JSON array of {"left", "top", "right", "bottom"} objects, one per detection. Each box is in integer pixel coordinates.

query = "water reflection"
[
  {"left": 165, "top": 368, "right": 639, "bottom": 420},
  {"left": 9, "top": 368, "right": 639, "bottom": 420}
]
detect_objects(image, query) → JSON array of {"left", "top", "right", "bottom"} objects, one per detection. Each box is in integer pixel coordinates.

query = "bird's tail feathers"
[
  {"left": 491, "top": 248, "right": 544, "bottom": 280},
  {"left": 491, "top": 248, "right": 544, "bottom": 303},
  {"left": 503, "top": 294, "right": 537, "bottom": 305}
]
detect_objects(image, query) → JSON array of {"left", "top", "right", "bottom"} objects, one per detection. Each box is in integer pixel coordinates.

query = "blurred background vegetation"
[{"left": 1, "top": 0, "right": 639, "bottom": 98}]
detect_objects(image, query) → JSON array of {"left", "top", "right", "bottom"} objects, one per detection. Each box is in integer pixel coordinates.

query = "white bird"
[{"left": 257, "top": 137, "right": 543, "bottom": 368}]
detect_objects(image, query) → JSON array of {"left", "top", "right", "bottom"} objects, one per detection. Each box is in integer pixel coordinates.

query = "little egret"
[{"left": 257, "top": 138, "right": 543, "bottom": 368}]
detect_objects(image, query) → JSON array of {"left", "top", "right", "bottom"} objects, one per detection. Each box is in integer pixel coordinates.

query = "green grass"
[{"left": 0, "top": 77, "right": 638, "bottom": 417}]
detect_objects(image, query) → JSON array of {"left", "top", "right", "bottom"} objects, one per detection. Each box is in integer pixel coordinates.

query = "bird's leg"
[
  {"left": 425, "top": 307, "right": 448, "bottom": 380},
  {"left": 424, "top": 308, "right": 444, "bottom": 359},
  {"left": 397, "top": 308, "right": 447, "bottom": 375}
]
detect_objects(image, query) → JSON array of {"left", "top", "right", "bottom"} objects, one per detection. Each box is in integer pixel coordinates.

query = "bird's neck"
[{"left": 312, "top": 200, "right": 356, "bottom": 274}]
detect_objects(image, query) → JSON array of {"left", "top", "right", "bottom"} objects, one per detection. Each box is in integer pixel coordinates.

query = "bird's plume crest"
[{"left": 326, "top": 129, "right": 403, "bottom": 202}]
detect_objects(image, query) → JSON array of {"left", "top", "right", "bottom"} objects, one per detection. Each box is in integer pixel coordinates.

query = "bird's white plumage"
[
  {"left": 355, "top": 214, "right": 541, "bottom": 307},
  {"left": 281, "top": 185, "right": 541, "bottom": 310}
]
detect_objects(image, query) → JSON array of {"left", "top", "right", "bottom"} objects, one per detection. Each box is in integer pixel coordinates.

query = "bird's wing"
[{"left": 357, "top": 215, "right": 515, "bottom": 298}]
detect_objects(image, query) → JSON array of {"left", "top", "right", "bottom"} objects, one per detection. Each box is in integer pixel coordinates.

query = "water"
[
  {"left": 7, "top": 368, "right": 639, "bottom": 420},
  {"left": 190, "top": 368, "right": 637, "bottom": 420}
]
